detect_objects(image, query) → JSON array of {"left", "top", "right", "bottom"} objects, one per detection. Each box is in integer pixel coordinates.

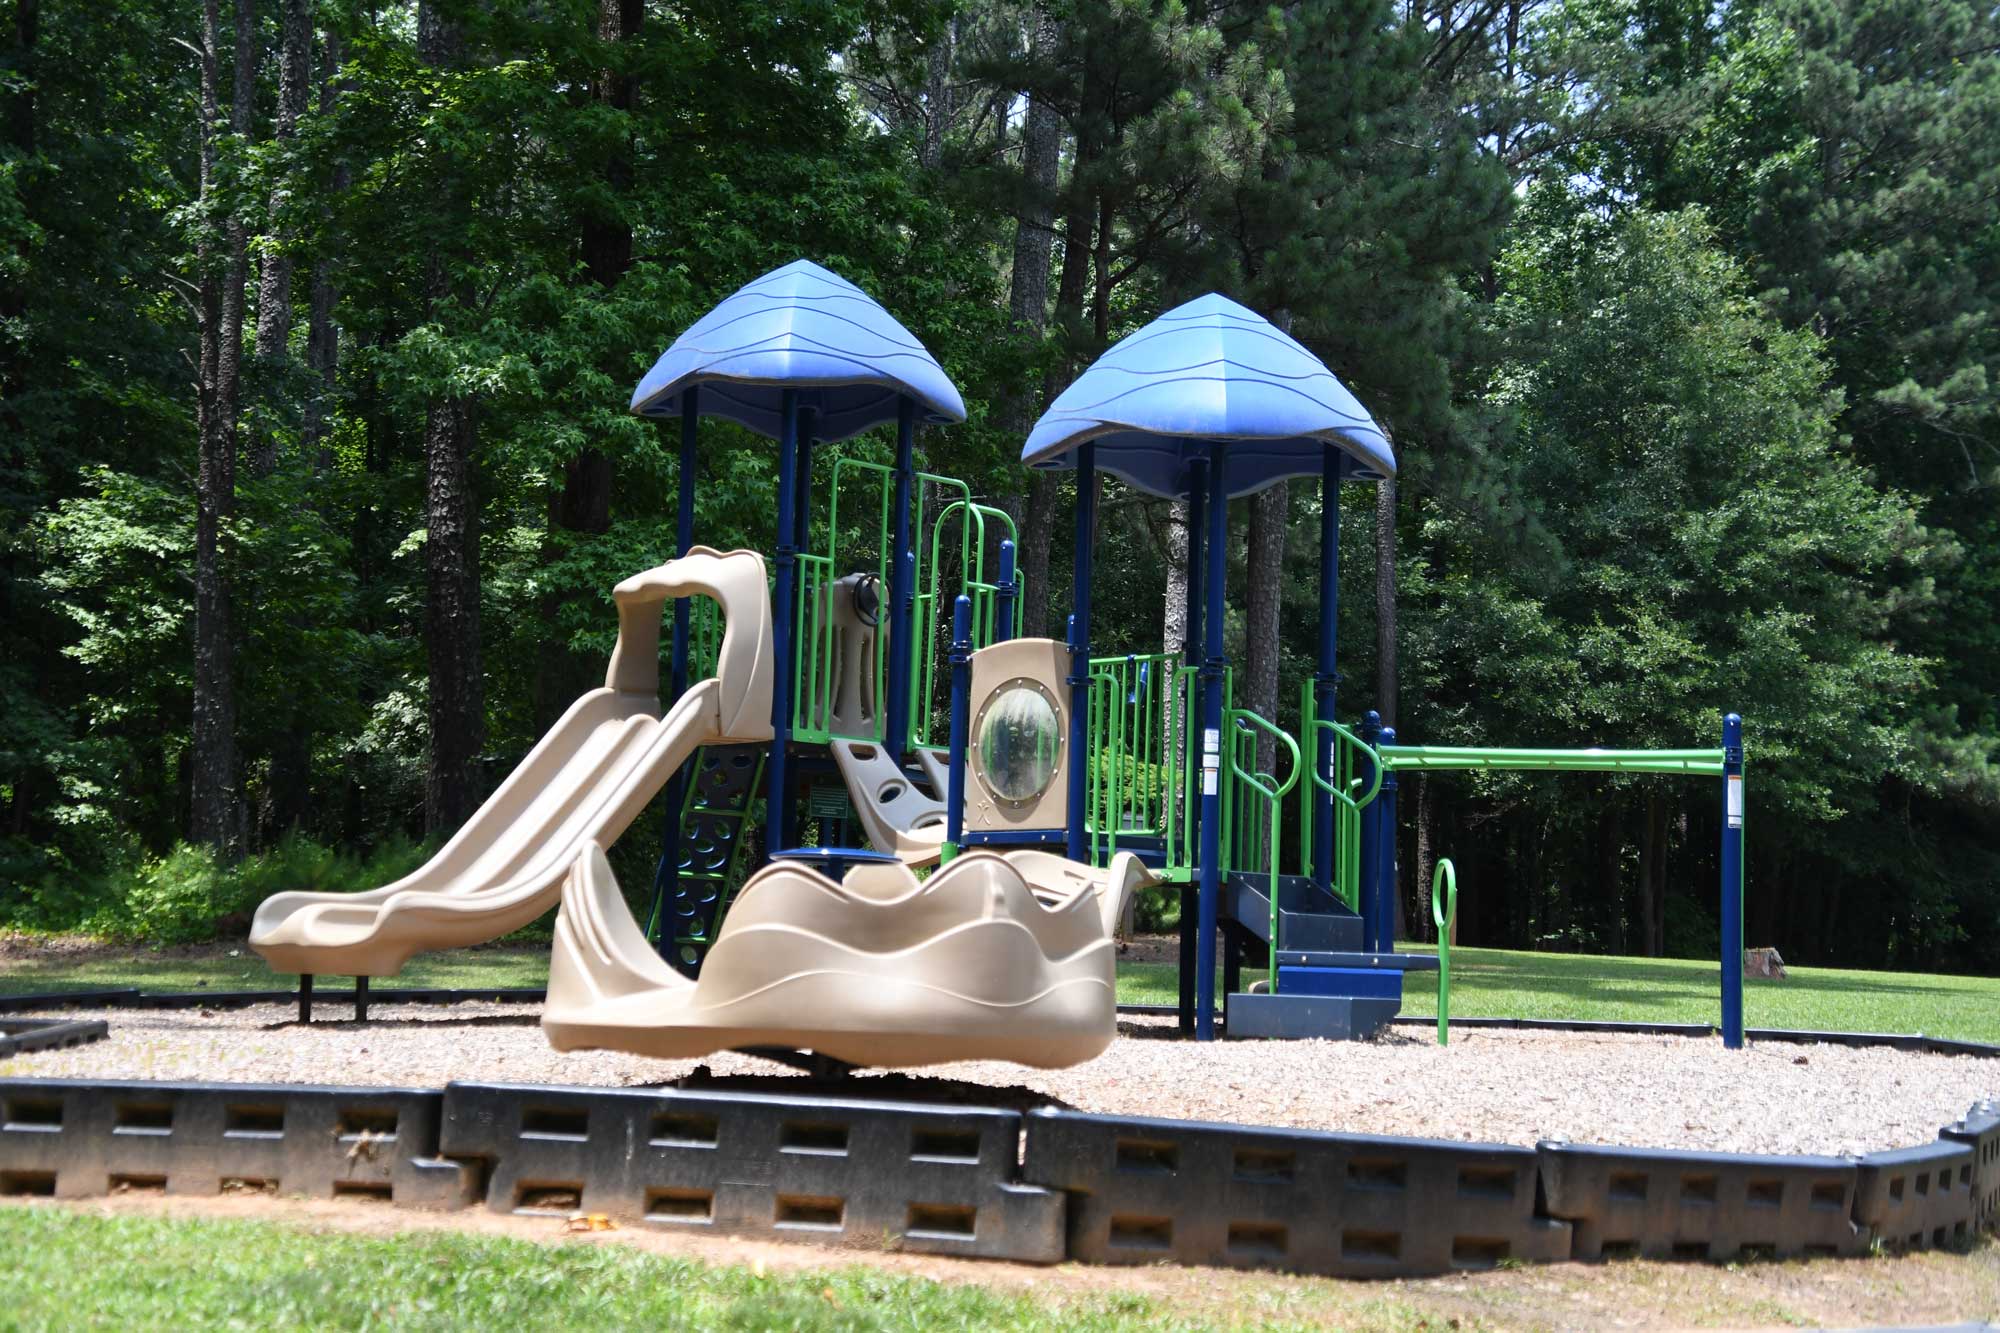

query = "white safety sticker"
[
  {"left": 1202, "top": 770, "right": 1218, "bottom": 796},
  {"left": 1203, "top": 727, "right": 1220, "bottom": 752},
  {"left": 1726, "top": 775, "right": 1744, "bottom": 828}
]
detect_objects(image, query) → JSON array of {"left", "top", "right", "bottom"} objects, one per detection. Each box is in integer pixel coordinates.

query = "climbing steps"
[
  {"left": 657, "top": 744, "right": 765, "bottom": 976},
  {"left": 1223, "top": 871, "right": 1433, "bottom": 1040}
]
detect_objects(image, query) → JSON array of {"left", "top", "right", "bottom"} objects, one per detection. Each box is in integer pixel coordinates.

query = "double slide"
[{"left": 248, "top": 547, "right": 775, "bottom": 977}]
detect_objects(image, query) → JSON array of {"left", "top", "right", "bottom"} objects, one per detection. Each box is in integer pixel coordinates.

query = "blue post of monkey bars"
[
  {"left": 1720, "top": 712, "right": 1746, "bottom": 1050},
  {"left": 1312, "top": 446, "right": 1340, "bottom": 895}
]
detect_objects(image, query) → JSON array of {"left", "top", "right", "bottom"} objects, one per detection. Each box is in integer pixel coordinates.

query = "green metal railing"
[
  {"left": 1376, "top": 745, "right": 1725, "bottom": 776},
  {"left": 1432, "top": 857, "right": 1457, "bottom": 1045},
  {"left": 1083, "top": 653, "right": 1179, "bottom": 863},
  {"left": 782, "top": 457, "right": 1020, "bottom": 748},
  {"left": 1296, "top": 683, "right": 1385, "bottom": 911},
  {"left": 1224, "top": 707, "right": 1302, "bottom": 985},
  {"left": 913, "top": 497, "right": 1020, "bottom": 749}
]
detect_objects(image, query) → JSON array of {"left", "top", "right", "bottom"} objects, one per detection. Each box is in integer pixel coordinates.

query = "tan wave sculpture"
[
  {"left": 544, "top": 843, "right": 1153, "bottom": 1069},
  {"left": 249, "top": 547, "right": 775, "bottom": 978}
]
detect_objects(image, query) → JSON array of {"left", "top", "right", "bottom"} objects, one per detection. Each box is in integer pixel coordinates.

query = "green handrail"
[
  {"left": 1432, "top": 857, "right": 1457, "bottom": 1046},
  {"left": 1303, "top": 716, "right": 1386, "bottom": 911},
  {"left": 1377, "top": 745, "right": 1726, "bottom": 776},
  {"left": 1224, "top": 707, "right": 1301, "bottom": 988},
  {"left": 916, "top": 497, "right": 1020, "bottom": 748}
]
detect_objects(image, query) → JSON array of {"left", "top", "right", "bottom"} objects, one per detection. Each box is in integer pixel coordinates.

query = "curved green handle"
[{"left": 1432, "top": 858, "right": 1457, "bottom": 1046}]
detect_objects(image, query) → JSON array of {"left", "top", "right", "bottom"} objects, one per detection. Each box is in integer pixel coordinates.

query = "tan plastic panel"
[
  {"left": 544, "top": 841, "right": 1148, "bottom": 1070},
  {"left": 961, "top": 637, "right": 1071, "bottom": 837},
  {"left": 247, "top": 547, "right": 774, "bottom": 977},
  {"left": 830, "top": 739, "right": 946, "bottom": 864}
]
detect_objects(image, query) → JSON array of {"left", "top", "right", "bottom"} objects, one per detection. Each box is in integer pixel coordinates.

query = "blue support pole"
[
  {"left": 1721, "top": 711, "right": 1746, "bottom": 1049},
  {"left": 1312, "top": 448, "right": 1341, "bottom": 894},
  {"left": 1356, "top": 709, "right": 1383, "bottom": 944},
  {"left": 1065, "top": 444, "right": 1097, "bottom": 864},
  {"left": 649, "top": 387, "right": 700, "bottom": 953},
  {"left": 766, "top": 389, "right": 800, "bottom": 859},
  {"left": 1178, "top": 461, "right": 1206, "bottom": 1035},
  {"left": 995, "top": 539, "right": 1017, "bottom": 642},
  {"left": 884, "top": 397, "right": 917, "bottom": 761},
  {"left": 1195, "top": 447, "right": 1228, "bottom": 1041},
  {"left": 944, "top": 595, "right": 973, "bottom": 862},
  {"left": 1374, "top": 725, "right": 1399, "bottom": 954}
]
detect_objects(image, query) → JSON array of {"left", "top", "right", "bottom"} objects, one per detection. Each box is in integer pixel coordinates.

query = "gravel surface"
[{"left": 2, "top": 1001, "right": 1991, "bottom": 1156}]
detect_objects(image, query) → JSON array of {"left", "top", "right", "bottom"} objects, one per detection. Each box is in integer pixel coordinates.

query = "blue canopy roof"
[
  {"left": 1021, "top": 294, "right": 1395, "bottom": 497},
  {"left": 629, "top": 259, "right": 967, "bottom": 441}
]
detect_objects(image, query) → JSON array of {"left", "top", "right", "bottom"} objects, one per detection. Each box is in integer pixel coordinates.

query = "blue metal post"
[
  {"left": 1178, "top": 461, "right": 1206, "bottom": 1035},
  {"left": 649, "top": 387, "right": 701, "bottom": 952},
  {"left": 944, "top": 595, "right": 973, "bottom": 862},
  {"left": 884, "top": 397, "right": 917, "bottom": 760},
  {"left": 1312, "top": 448, "right": 1340, "bottom": 893},
  {"left": 1374, "top": 725, "right": 1399, "bottom": 954},
  {"left": 1065, "top": 444, "right": 1097, "bottom": 864},
  {"left": 1721, "top": 712, "right": 1745, "bottom": 1049},
  {"left": 1196, "top": 447, "right": 1228, "bottom": 1041},
  {"left": 995, "top": 539, "right": 1017, "bottom": 642},
  {"left": 766, "top": 389, "right": 800, "bottom": 859},
  {"left": 1356, "top": 709, "right": 1383, "bottom": 945}
]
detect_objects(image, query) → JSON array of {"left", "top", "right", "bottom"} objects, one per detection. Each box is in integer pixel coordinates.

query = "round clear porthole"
[{"left": 971, "top": 678, "right": 1062, "bottom": 806}]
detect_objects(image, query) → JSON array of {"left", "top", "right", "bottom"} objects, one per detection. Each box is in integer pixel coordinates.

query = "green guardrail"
[
  {"left": 1224, "top": 707, "right": 1301, "bottom": 989},
  {"left": 1432, "top": 857, "right": 1457, "bottom": 1045},
  {"left": 1376, "top": 745, "right": 1725, "bottom": 776}
]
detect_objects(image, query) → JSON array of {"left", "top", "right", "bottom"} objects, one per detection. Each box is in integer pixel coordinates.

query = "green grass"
[
  {"left": 1121, "top": 945, "right": 2000, "bottom": 1043},
  {"left": 6, "top": 939, "right": 1997, "bottom": 1044},
  {"left": 0, "top": 1206, "right": 1404, "bottom": 1332}
]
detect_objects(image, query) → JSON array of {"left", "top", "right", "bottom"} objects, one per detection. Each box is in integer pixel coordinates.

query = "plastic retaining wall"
[{"left": 0, "top": 1077, "right": 1993, "bottom": 1274}]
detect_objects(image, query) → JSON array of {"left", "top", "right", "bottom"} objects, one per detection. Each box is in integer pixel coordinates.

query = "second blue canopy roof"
[
  {"left": 629, "top": 259, "right": 967, "bottom": 441},
  {"left": 1021, "top": 294, "right": 1394, "bottom": 497}
]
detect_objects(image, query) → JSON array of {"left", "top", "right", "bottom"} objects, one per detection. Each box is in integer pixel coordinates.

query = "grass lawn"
[
  {"left": 4, "top": 937, "right": 1997, "bottom": 1044},
  {"left": 1119, "top": 946, "right": 2000, "bottom": 1044},
  {"left": 0, "top": 1206, "right": 1219, "bottom": 1332},
  {"left": 5, "top": 1203, "right": 1995, "bottom": 1332}
]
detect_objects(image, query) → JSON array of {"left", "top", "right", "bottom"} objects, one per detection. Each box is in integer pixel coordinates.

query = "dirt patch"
[{"left": 5, "top": 1193, "right": 1996, "bottom": 1331}]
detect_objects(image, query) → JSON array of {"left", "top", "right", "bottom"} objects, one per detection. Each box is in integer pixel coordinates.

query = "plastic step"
[
  {"left": 1274, "top": 965, "right": 1406, "bottom": 1002},
  {"left": 1275, "top": 951, "right": 1440, "bottom": 972},
  {"left": 1225, "top": 993, "right": 1403, "bottom": 1040}
]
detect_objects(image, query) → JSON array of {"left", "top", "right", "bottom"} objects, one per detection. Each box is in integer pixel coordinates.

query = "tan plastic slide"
[
  {"left": 543, "top": 841, "right": 1154, "bottom": 1069},
  {"left": 248, "top": 547, "right": 775, "bottom": 977}
]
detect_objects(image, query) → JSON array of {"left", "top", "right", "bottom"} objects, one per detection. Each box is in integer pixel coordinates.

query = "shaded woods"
[{"left": 1, "top": 0, "right": 1995, "bottom": 970}]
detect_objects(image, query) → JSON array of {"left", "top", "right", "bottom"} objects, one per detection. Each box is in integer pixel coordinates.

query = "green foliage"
[{"left": 3, "top": 833, "right": 431, "bottom": 946}]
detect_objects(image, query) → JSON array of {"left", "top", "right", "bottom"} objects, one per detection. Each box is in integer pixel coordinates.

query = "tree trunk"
[
  {"left": 250, "top": 0, "right": 311, "bottom": 477},
  {"left": 418, "top": 2, "right": 484, "bottom": 833},
  {"left": 190, "top": 0, "right": 254, "bottom": 858},
  {"left": 919, "top": 14, "right": 953, "bottom": 173},
  {"left": 301, "top": 28, "right": 343, "bottom": 466},
  {"left": 1243, "top": 482, "right": 1285, "bottom": 765},
  {"left": 1373, "top": 476, "right": 1397, "bottom": 728},
  {"left": 1005, "top": 4, "right": 1060, "bottom": 640}
]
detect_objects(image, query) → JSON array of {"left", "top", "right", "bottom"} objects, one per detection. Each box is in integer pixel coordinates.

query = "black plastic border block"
[
  {"left": 438, "top": 1081, "right": 1064, "bottom": 1263},
  {"left": 1537, "top": 1140, "right": 1866, "bottom": 1260},
  {"left": 0, "top": 1018, "right": 109, "bottom": 1058},
  {"left": 1853, "top": 1139, "right": 1978, "bottom": 1251},
  {"left": 0, "top": 1078, "right": 476, "bottom": 1208},
  {"left": 1940, "top": 1099, "right": 2000, "bottom": 1232},
  {"left": 1021, "top": 1107, "right": 1571, "bottom": 1276}
]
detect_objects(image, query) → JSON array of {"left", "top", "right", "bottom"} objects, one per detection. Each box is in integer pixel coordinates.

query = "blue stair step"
[
  {"left": 1276, "top": 951, "right": 1440, "bottom": 972},
  {"left": 1225, "top": 993, "right": 1402, "bottom": 1041},
  {"left": 1275, "top": 965, "right": 1406, "bottom": 1002}
]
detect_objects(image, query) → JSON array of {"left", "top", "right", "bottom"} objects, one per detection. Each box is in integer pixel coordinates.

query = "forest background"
[{"left": 2, "top": 0, "right": 1995, "bottom": 970}]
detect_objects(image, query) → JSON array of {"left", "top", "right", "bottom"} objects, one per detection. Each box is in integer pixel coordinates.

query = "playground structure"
[{"left": 249, "top": 257, "right": 1753, "bottom": 1060}]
